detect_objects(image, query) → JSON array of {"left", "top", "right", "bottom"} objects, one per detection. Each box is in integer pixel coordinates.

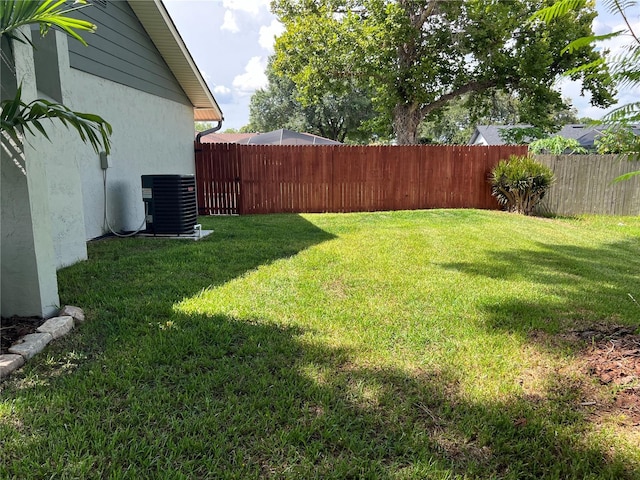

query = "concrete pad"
[
  {"left": 0, "top": 354, "right": 25, "bottom": 379},
  {"left": 9, "top": 332, "right": 53, "bottom": 360},
  {"left": 136, "top": 229, "right": 213, "bottom": 241},
  {"left": 37, "top": 315, "right": 74, "bottom": 339}
]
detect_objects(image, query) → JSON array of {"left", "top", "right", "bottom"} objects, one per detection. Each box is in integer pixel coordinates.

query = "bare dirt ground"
[
  {"left": 570, "top": 323, "right": 640, "bottom": 426},
  {"left": 0, "top": 316, "right": 44, "bottom": 355}
]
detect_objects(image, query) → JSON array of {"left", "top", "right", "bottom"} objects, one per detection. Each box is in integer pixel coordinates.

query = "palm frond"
[
  {"left": 562, "top": 31, "right": 624, "bottom": 54},
  {"left": 613, "top": 170, "right": 640, "bottom": 183},
  {"left": 602, "top": 102, "right": 640, "bottom": 123},
  {"left": 1, "top": 84, "right": 112, "bottom": 154},
  {"left": 528, "top": 0, "right": 587, "bottom": 24},
  {"left": 609, "top": 47, "right": 640, "bottom": 87},
  {"left": 0, "top": 0, "right": 96, "bottom": 46},
  {"left": 614, "top": 69, "right": 640, "bottom": 89},
  {"left": 1, "top": 131, "right": 27, "bottom": 175},
  {"left": 603, "top": 0, "right": 640, "bottom": 44},
  {"left": 602, "top": 0, "right": 638, "bottom": 13},
  {"left": 564, "top": 58, "right": 607, "bottom": 76}
]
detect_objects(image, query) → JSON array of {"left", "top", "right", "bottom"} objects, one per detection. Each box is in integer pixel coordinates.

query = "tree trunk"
[{"left": 393, "top": 103, "right": 423, "bottom": 145}]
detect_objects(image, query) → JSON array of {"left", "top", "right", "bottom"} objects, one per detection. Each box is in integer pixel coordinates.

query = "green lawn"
[{"left": 2, "top": 210, "right": 640, "bottom": 479}]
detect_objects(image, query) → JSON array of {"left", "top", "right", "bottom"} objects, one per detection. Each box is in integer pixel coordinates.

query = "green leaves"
[
  {"left": 529, "top": 135, "right": 588, "bottom": 155},
  {"left": 274, "top": 0, "right": 613, "bottom": 144},
  {"left": 247, "top": 58, "right": 382, "bottom": 143},
  {"left": 562, "top": 31, "right": 624, "bottom": 54},
  {"left": 0, "top": 0, "right": 96, "bottom": 46},
  {"left": 529, "top": 0, "right": 640, "bottom": 176},
  {"left": 1, "top": 84, "right": 112, "bottom": 154},
  {"left": 530, "top": 0, "right": 638, "bottom": 117},
  {"left": 595, "top": 125, "right": 640, "bottom": 154}
]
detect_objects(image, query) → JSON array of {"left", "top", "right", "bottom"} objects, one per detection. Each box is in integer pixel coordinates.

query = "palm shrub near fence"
[{"left": 490, "top": 155, "right": 555, "bottom": 215}]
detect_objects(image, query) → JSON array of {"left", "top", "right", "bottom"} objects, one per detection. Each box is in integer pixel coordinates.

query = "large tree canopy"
[
  {"left": 272, "top": 0, "right": 615, "bottom": 144},
  {"left": 246, "top": 59, "right": 384, "bottom": 143}
]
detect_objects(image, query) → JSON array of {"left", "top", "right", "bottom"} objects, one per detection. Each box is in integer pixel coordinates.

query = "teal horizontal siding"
[{"left": 68, "top": 0, "right": 190, "bottom": 106}]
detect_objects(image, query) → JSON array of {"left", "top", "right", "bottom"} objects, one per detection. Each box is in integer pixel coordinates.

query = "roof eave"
[{"left": 127, "top": 0, "right": 223, "bottom": 122}]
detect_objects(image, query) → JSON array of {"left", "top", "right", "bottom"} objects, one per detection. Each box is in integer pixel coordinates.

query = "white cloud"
[
  {"left": 221, "top": 10, "right": 240, "bottom": 33},
  {"left": 601, "top": 20, "right": 640, "bottom": 56},
  {"left": 232, "top": 57, "right": 268, "bottom": 96},
  {"left": 214, "top": 85, "right": 231, "bottom": 95},
  {"left": 222, "top": 0, "right": 270, "bottom": 16},
  {"left": 258, "top": 19, "right": 285, "bottom": 52},
  {"left": 560, "top": 76, "right": 639, "bottom": 121},
  {"left": 212, "top": 84, "right": 233, "bottom": 103}
]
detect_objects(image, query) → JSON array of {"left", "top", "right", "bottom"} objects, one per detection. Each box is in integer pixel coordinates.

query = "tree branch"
[
  {"left": 420, "top": 79, "right": 498, "bottom": 117},
  {"left": 418, "top": 0, "right": 439, "bottom": 27}
]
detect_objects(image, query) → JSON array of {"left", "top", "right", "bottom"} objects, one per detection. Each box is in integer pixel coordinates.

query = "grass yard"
[{"left": 2, "top": 209, "right": 640, "bottom": 479}]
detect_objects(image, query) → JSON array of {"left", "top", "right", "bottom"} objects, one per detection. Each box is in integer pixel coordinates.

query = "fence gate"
[{"left": 195, "top": 142, "right": 240, "bottom": 215}]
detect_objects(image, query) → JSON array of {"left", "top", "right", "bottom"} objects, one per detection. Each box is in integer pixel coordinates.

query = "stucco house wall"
[
  {"left": 31, "top": 29, "right": 196, "bottom": 270},
  {"left": 65, "top": 64, "right": 196, "bottom": 244},
  {"left": 1, "top": 0, "right": 222, "bottom": 318}
]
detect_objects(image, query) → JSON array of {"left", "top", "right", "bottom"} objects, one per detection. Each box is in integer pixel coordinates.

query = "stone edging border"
[{"left": 0, "top": 305, "right": 85, "bottom": 380}]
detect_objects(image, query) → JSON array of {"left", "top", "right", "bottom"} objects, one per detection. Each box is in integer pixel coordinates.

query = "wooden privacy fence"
[
  {"left": 535, "top": 154, "right": 640, "bottom": 216},
  {"left": 195, "top": 143, "right": 528, "bottom": 215}
]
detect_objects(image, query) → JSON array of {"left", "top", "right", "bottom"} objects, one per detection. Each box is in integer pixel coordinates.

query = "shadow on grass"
[
  {"left": 440, "top": 238, "right": 640, "bottom": 335},
  {"left": 1, "top": 312, "right": 636, "bottom": 478},
  {"left": 56, "top": 214, "right": 335, "bottom": 350},
  {"left": 80, "top": 214, "right": 336, "bottom": 298}
]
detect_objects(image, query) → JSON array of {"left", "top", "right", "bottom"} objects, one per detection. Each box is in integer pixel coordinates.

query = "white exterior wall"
[
  {"left": 41, "top": 31, "right": 88, "bottom": 269},
  {"left": 65, "top": 68, "right": 196, "bottom": 241},
  {"left": 35, "top": 31, "right": 195, "bottom": 267},
  {"left": 43, "top": 31, "right": 195, "bottom": 262},
  {"left": 2, "top": 28, "right": 197, "bottom": 318}
]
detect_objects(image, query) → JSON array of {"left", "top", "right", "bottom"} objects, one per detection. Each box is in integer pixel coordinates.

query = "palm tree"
[{"left": 1, "top": 0, "right": 112, "bottom": 163}]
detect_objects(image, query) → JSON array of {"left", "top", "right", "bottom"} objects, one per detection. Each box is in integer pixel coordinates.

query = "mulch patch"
[
  {"left": 0, "top": 316, "right": 44, "bottom": 355},
  {"left": 569, "top": 323, "right": 640, "bottom": 425}
]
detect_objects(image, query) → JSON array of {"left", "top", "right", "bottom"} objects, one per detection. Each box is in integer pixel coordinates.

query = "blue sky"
[{"left": 163, "top": 0, "right": 640, "bottom": 131}]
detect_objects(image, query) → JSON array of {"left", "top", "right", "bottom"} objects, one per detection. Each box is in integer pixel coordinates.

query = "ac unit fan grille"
[{"left": 141, "top": 175, "right": 197, "bottom": 235}]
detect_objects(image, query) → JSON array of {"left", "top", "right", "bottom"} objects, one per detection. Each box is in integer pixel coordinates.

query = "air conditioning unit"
[{"left": 141, "top": 174, "right": 197, "bottom": 235}]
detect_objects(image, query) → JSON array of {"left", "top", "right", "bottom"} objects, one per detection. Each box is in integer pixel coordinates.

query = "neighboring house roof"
[
  {"left": 199, "top": 133, "right": 256, "bottom": 144},
  {"left": 556, "top": 124, "right": 640, "bottom": 149},
  {"left": 200, "top": 129, "right": 343, "bottom": 145},
  {"left": 128, "top": 0, "right": 223, "bottom": 122},
  {"left": 469, "top": 123, "right": 640, "bottom": 147},
  {"left": 236, "top": 129, "right": 342, "bottom": 145},
  {"left": 468, "top": 125, "right": 532, "bottom": 145}
]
